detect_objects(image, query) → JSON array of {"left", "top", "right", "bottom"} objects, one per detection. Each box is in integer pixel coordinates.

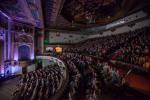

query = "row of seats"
[{"left": 13, "top": 65, "right": 65, "bottom": 100}]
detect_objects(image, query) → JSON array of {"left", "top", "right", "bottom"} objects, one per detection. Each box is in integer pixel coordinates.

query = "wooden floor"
[{"left": 0, "top": 77, "right": 19, "bottom": 100}]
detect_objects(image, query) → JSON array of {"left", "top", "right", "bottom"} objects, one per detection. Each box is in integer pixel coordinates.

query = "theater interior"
[{"left": 0, "top": 0, "right": 150, "bottom": 100}]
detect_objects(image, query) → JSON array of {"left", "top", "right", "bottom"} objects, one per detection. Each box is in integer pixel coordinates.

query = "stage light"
[
  {"left": 14, "top": 53, "right": 18, "bottom": 61},
  {"left": 1, "top": 68, "right": 4, "bottom": 75},
  {"left": 55, "top": 47, "right": 62, "bottom": 53},
  {"left": 31, "top": 53, "right": 34, "bottom": 60},
  {"left": 10, "top": 65, "right": 22, "bottom": 75}
]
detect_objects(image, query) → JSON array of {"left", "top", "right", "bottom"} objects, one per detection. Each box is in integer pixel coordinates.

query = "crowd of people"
[
  {"left": 64, "top": 29, "right": 138, "bottom": 58},
  {"left": 64, "top": 27, "right": 150, "bottom": 71},
  {"left": 111, "top": 28, "right": 150, "bottom": 71},
  {"left": 66, "top": 60, "right": 81, "bottom": 96},
  {"left": 97, "top": 62, "right": 123, "bottom": 86},
  {"left": 59, "top": 53, "right": 98, "bottom": 100},
  {"left": 13, "top": 65, "right": 65, "bottom": 100},
  {"left": 13, "top": 27, "right": 150, "bottom": 100},
  {"left": 58, "top": 27, "right": 150, "bottom": 99},
  {"left": 59, "top": 53, "right": 124, "bottom": 100}
]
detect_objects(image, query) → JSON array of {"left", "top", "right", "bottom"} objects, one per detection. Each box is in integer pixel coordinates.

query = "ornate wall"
[
  {"left": 12, "top": 30, "right": 34, "bottom": 61},
  {"left": 0, "top": 0, "right": 44, "bottom": 76},
  {"left": 0, "top": 13, "right": 35, "bottom": 76}
]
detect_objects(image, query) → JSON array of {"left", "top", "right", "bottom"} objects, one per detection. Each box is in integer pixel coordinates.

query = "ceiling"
[
  {"left": 0, "top": 0, "right": 34, "bottom": 24},
  {"left": 0, "top": 0, "right": 149, "bottom": 31},
  {"left": 42, "top": 0, "right": 150, "bottom": 31},
  {"left": 0, "top": 0, "right": 44, "bottom": 28},
  {"left": 61, "top": 0, "right": 122, "bottom": 24}
]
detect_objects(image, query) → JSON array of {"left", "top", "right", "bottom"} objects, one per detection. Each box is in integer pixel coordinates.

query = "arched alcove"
[{"left": 18, "top": 45, "right": 30, "bottom": 61}]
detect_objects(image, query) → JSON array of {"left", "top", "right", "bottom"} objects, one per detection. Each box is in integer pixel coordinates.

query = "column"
[{"left": 7, "top": 19, "right": 12, "bottom": 60}]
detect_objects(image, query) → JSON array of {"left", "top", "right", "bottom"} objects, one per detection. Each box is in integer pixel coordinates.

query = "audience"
[
  {"left": 13, "top": 65, "right": 64, "bottom": 100},
  {"left": 59, "top": 53, "right": 124, "bottom": 100},
  {"left": 111, "top": 27, "right": 150, "bottom": 71},
  {"left": 13, "top": 27, "right": 150, "bottom": 100},
  {"left": 64, "top": 29, "right": 138, "bottom": 57},
  {"left": 64, "top": 27, "right": 150, "bottom": 71},
  {"left": 59, "top": 27, "right": 150, "bottom": 99}
]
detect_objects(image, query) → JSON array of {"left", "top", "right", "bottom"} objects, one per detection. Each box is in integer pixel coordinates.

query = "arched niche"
[{"left": 18, "top": 45, "right": 30, "bottom": 61}]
